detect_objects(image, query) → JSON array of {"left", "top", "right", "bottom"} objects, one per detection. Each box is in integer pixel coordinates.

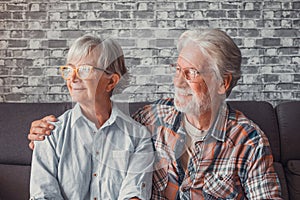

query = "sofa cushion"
[
  {"left": 0, "top": 164, "right": 31, "bottom": 200},
  {"left": 273, "top": 162, "right": 289, "bottom": 200},
  {"left": 286, "top": 160, "right": 300, "bottom": 200},
  {"left": 276, "top": 101, "right": 300, "bottom": 164}
]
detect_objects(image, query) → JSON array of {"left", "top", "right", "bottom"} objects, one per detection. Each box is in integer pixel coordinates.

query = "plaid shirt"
[{"left": 133, "top": 98, "right": 282, "bottom": 200}]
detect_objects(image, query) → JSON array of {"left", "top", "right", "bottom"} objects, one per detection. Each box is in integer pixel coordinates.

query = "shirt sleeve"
[
  {"left": 243, "top": 129, "right": 283, "bottom": 199},
  {"left": 30, "top": 133, "right": 64, "bottom": 200},
  {"left": 118, "top": 126, "right": 155, "bottom": 200}
]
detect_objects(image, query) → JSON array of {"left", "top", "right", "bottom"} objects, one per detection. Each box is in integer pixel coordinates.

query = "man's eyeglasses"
[
  {"left": 60, "top": 65, "right": 112, "bottom": 80},
  {"left": 170, "top": 63, "right": 210, "bottom": 82}
]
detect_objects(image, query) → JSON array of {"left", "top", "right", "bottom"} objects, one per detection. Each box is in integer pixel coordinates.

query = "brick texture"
[{"left": 0, "top": 0, "right": 299, "bottom": 106}]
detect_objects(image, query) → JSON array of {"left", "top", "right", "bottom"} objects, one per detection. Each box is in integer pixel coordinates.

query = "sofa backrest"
[
  {"left": 0, "top": 101, "right": 287, "bottom": 199},
  {"left": 276, "top": 101, "right": 300, "bottom": 200},
  {"left": 276, "top": 101, "right": 300, "bottom": 164}
]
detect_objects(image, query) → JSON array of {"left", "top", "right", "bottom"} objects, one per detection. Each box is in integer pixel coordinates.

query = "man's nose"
[{"left": 173, "top": 70, "right": 187, "bottom": 88}]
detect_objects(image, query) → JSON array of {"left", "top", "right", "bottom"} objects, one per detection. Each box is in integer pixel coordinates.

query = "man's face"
[
  {"left": 173, "top": 44, "right": 218, "bottom": 116},
  {"left": 66, "top": 51, "right": 110, "bottom": 106}
]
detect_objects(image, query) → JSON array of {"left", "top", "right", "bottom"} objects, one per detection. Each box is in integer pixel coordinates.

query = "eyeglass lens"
[{"left": 61, "top": 65, "right": 92, "bottom": 80}]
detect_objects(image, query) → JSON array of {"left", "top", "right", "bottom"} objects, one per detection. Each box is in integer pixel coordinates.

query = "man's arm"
[
  {"left": 243, "top": 131, "right": 282, "bottom": 199},
  {"left": 28, "top": 115, "right": 57, "bottom": 149}
]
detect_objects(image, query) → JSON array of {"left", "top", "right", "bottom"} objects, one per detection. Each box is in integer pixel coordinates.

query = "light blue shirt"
[{"left": 30, "top": 103, "right": 154, "bottom": 200}]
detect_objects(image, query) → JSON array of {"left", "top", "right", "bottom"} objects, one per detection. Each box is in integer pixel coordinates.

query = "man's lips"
[
  {"left": 175, "top": 91, "right": 192, "bottom": 97},
  {"left": 176, "top": 92, "right": 192, "bottom": 96},
  {"left": 72, "top": 87, "right": 86, "bottom": 90}
]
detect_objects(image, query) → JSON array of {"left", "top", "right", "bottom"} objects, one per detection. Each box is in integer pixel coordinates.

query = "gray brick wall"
[{"left": 0, "top": 0, "right": 299, "bottom": 106}]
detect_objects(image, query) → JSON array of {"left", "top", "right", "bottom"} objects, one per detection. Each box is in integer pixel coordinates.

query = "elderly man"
[
  {"left": 28, "top": 29, "right": 282, "bottom": 199},
  {"left": 29, "top": 34, "right": 154, "bottom": 200}
]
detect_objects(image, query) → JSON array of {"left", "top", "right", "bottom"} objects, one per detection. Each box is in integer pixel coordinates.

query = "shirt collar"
[
  {"left": 71, "top": 102, "right": 126, "bottom": 129},
  {"left": 171, "top": 100, "right": 228, "bottom": 143},
  {"left": 71, "top": 103, "right": 83, "bottom": 127},
  {"left": 208, "top": 101, "right": 228, "bottom": 142}
]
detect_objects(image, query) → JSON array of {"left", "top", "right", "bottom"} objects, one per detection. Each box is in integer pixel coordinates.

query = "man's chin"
[
  {"left": 174, "top": 99, "right": 191, "bottom": 113},
  {"left": 174, "top": 98, "right": 207, "bottom": 115}
]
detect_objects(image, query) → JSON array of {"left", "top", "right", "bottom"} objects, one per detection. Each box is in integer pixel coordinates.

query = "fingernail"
[
  {"left": 49, "top": 125, "right": 54, "bottom": 129},
  {"left": 46, "top": 130, "right": 51, "bottom": 135},
  {"left": 38, "top": 135, "right": 44, "bottom": 139}
]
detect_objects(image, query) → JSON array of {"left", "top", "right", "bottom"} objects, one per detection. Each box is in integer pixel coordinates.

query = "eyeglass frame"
[
  {"left": 59, "top": 64, "right": 113, "bottom": 80},
  {"left": 170, "top": 63, "right": 213, "bottom": 82}
]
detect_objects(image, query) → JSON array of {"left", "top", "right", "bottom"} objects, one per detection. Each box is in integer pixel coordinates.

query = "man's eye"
[{"left": 190, "top": 69, "right": 199, "bottom": 75}]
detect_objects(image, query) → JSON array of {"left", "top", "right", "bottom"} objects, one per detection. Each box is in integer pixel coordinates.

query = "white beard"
[{"left": 174, "top": 87, "right": 210, "bottom": 116}]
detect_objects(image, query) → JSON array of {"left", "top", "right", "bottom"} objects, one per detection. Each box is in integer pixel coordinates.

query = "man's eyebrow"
[{"left": 178, "top": 56, "right": 202, "bottom": 70}]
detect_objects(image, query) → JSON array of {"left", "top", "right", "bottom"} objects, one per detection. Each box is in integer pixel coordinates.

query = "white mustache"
[{"left": 174, "top": 87, "right": 193, "bottom": 96}]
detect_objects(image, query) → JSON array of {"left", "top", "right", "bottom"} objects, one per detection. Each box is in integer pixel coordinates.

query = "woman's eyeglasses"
[{"left": 60, "top": 65, "right": 112, "bottom": 80}]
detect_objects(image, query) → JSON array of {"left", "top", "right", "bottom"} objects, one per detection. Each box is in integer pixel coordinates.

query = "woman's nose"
[{"left": 69, "top": 69, "right": 79, "bottom": 82}]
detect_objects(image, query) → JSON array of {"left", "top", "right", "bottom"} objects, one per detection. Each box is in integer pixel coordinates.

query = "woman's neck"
[{"left": 79, "top": 99, "right": 112, "bottom": 129}]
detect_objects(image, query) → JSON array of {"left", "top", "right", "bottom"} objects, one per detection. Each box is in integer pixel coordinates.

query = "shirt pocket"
[{"left": 203, "top": 172, "right": 239, "bottom": 199}]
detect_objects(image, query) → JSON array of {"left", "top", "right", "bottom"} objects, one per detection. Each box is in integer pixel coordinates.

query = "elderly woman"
[{"left": 29, "top": 35, "right": 154, "bottom": 200}]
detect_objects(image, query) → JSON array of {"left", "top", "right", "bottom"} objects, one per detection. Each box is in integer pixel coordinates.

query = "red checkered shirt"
[{"left": 132, "top": 98, "right": 282, "bottom": 200}]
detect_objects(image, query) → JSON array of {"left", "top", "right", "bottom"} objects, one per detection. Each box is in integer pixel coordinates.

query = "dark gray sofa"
[{"left": 0, "top": 101, "right": 299, "bottom": 200}]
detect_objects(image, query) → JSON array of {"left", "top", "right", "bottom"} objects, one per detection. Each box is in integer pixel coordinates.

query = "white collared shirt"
[{"left": 30, "top": 103, "right": 154, "bottom": 200}]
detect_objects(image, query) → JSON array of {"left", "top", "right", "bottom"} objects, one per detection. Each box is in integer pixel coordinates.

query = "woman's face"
[{"left": 66, "top": 50, "right": 111, "bottom": 107}]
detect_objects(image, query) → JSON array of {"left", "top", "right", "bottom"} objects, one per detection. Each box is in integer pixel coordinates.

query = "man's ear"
[
  {"left": 106, "top": 73, "right": 120, "bottom": 93},
  {"left": 218, "top": 74, "right": 232, "bottom": 95}
]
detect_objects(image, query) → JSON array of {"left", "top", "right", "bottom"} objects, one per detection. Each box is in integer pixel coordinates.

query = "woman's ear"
[
  {"left": 106, "top": 73, "right": 120, "bottom": 93},
  {"left": 218, "top": 74, "right": 232, "bottom": 95}
]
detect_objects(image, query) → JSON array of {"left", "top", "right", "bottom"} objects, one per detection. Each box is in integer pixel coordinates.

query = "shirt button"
[
  {"left": 141, "top": 182, "right": 146, "bottom": 188},
  {"left": 93, "top": 173, "right": 97, "bottom": 177},
  {"left": 96, "top": 151, "right": 99, "bottom": 155},
  {"left": 94, "top": 198, "right": 97, "bottom": 200},
  {"left": 180, "top": 139, "right": 184, "bottom": 143}
]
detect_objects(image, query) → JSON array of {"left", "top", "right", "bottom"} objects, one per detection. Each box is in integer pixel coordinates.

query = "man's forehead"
[{"left": 178, "top": 45, "right": 210, "bottom": 69}]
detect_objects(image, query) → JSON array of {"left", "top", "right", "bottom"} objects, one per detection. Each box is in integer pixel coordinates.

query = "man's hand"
[{"left": 28, "top": 115, "right": 57, "bottom": 150}]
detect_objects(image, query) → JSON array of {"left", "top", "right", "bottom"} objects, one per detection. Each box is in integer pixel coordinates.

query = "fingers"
[
  {"left": 29, "top": 141, "right": 34, "bottom": 150},
  {"left": 28, "top": 115, "right": 57, "bottom": 144},
  {"left": 30, "top": 115, "right": 57, "bottom": 135},
  {"left": 28, "top": 132, "right": 45, "bottom": 141},
  {"left": 42, "top": 115, "right": 57, "bottom": 122}
]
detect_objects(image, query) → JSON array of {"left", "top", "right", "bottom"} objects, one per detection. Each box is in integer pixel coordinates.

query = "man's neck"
[
  {"left": 184, "top": 101, "right": 223, "bottom": 131},
  {"left": 185, "top": 110, "right": 212, "bottom": 131}
]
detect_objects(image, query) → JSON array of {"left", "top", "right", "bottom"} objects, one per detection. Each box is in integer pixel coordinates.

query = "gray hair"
[
  {"left": 67, "top": 34, "right": 127, "bottom": 77},
  {"left": 177, "top": 29, "right": 241, "bottom": 97}
]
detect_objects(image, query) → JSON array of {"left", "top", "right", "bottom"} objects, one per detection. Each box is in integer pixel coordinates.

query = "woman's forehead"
[{"left": 68, "top": 51, "right": 100, "bottom": 66}]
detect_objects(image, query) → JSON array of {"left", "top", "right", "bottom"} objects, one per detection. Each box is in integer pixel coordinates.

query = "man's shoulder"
[
  {"left": 143, "top": 98, "right": 176, "bottom": 113},
  {"left": 226, "top": 106, "right": 266, "bottom": 145},
  {"left": 132, "top": 98, "right": 179, "bottom": 125},
  {"left": 138, "top": 98, "right": 177, "bottom": 116},
  {"left": 152, "top": 98, "right": 175, "bottom": 106}
]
